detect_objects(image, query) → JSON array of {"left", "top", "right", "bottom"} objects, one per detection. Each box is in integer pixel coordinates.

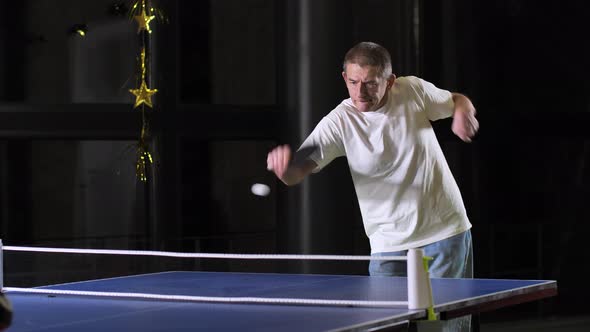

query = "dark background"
[{"left": 1, "top": 0, "right": 589, "bottom": 325}]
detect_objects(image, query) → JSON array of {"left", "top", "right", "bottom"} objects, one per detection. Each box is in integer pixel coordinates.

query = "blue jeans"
[{"left": 369, "top": 230, "right": 473, "bottom": 278}]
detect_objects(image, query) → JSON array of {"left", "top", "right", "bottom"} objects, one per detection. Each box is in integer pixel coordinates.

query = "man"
[{"left": 267, "top": 41, "right": 478, "bottom": 279}]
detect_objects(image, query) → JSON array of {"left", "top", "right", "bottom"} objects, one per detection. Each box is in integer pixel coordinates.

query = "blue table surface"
[{"left": 5, "top": 271, "right": 557, "bottom": 332}]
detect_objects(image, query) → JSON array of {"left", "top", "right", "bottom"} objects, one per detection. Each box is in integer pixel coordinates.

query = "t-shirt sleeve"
[
  {"left": 417, "top": 78, "right": 455, "bottom": 121},
  {"left": 298, "top": 115, "right": 345, "bottom": 173}
]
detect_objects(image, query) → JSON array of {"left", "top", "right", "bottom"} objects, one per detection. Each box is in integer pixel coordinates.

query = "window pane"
[
  {"left": 180, "top": 0, "right": 277, "bottom": 105},
  {"left": 0, "top": 140, "right": 147, "bottom": 244},
  {"left": 0, "top": 1, "right": 140, "bottom": 104}
]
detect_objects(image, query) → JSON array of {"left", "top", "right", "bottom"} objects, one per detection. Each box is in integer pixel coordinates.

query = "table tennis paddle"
[
  {"left": 291, "top": 145, "right": 318, "bottom": 165},
  {"left": 267, "top": 144, "right": 318, "bottom": 171}
]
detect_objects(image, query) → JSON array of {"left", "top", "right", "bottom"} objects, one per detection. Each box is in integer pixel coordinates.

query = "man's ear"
[
  {"left": 387, "top": 74, "right": 396, "bottom": 88},
  {"left": 342, "top": 71, "right": 347, "bottom": 82}
]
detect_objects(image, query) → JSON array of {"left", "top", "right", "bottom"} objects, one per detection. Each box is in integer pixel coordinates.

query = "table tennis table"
[{"left": 4, "top": 271, "right": 557, "bottom": 331}]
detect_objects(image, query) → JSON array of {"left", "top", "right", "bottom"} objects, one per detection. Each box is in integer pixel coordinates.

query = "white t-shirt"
[{"left": 299, "top": 76, "right": 472, "bottom": 253}]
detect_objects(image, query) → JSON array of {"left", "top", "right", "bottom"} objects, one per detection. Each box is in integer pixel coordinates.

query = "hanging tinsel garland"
[{"left": 128, "top": 0, "right": 160, "bottom": 182}]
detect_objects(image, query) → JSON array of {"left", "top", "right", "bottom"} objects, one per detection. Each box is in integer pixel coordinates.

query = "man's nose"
[
  {"left": 359, "top": 83, "right": 369, "bottom": 95},
  {"left": 357, "top": 83, "right": 368, "bottom": 96}
]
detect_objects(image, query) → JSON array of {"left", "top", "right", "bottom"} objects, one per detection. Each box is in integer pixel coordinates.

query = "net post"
[
  {"left": 0, "top": 239, "right": 3, "bottom": 291},
  {"left": 407, "top": 248, "right": 433, "bottom": 310},
  {"left": 0, "top": 238, "right": 11, "bottom": 329}
]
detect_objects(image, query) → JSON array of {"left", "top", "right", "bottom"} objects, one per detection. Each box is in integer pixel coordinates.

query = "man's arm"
[
  {"left": 451, "top": 93, "right": 479, "bottom": 142},
  {"left": 267, "top": 145, "right": 318, "bottom": 186}
]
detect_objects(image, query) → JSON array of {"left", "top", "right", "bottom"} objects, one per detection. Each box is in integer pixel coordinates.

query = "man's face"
[{"left": 342, "top": 63, "right": 394, "bottom": 113}]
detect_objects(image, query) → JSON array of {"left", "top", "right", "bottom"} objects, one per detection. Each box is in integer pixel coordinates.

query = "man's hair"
[{"left": 343, "top": 42, "right": 392, "bottom": 77}]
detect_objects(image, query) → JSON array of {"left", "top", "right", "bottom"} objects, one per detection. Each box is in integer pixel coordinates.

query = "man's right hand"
[{"left": 267, "top": 144, "right": 292, "bottom": 180}]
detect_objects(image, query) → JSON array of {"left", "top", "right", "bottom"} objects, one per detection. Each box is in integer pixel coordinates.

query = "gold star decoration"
[
  {"left": 129, "top": 80, "right": 158, "bottom": 108},
  {"left": 134, "top": 7, "right": 155, "bottom": 33}
]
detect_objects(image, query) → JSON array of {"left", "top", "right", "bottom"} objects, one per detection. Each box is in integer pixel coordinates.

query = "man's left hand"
[{"left": 451, "top": 95, "right": 479, "bottom": 142}]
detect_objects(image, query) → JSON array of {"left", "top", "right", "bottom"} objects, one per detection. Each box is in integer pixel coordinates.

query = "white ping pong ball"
[{"left": 251, "top": 183, "right": 270, "bottom": 196}]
